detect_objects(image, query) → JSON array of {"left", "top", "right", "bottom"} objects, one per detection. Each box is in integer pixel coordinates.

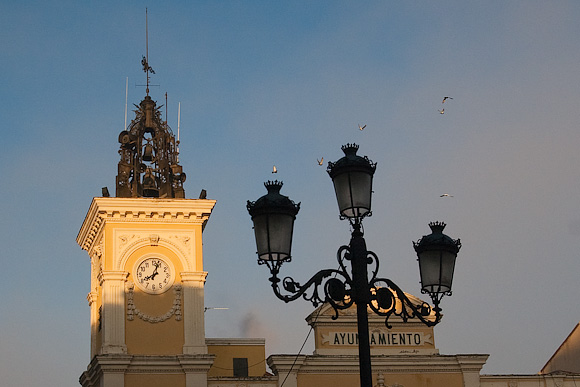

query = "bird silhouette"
[
  {"left": 317, "top": 158, "right": 324, "bottom": 166},
  {"left": 358, "top": 124, "right": 366, "bottom": 131},
  {"left": 440, "top": 193, "right": 454, "bottom": 198},
  {"left": 439, "top": 109, "right": 445, "bottom": 114},
  {"left": 272, "top": 165, "right": 277, "bottom": 173},
  {"left": 442, "top": 96, "right": 453, "bottom": 103}
]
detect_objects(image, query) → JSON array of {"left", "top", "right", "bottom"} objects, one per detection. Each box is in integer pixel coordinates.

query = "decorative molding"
[
  {"left": 116, "top": 231, "right": 192, "bottom": 271},
  {"left": 375, "top": 373, "right": 386, "bottom": 387},
  {"left": 78, "top": 214, "right": 105, "bottom": 252},
  {"left": 181, "top": 271, "right": 209, "bottom": 284},
  {"left": 87, "top": 291, "right": 98, "bottom": 306},
  {"left": 149, "top": 234, "right": 159, "bottom": 246},
  {"left": 91, "top": 238, "right": 103, "bottom": 260},
  {"left": 99, "top": 270, "right": 129, "bottom": 285},
  {"left": 168, "top": 234, "right": 191, "bottom": 247},
  {"left": 126, "top": 282, "right": 182, "bottom": 323},
  {"left": 77, "top": 197, "right": 215, "bottom": 253}
]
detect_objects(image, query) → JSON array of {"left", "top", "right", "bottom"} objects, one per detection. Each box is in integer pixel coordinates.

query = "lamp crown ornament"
[
  {"left": 246, "top": 180, "right": 301, "bottom": 218},
  {"left": 413, "top": 221, "right": 462, "bottom": 254},
  {"left": 265, "top": 180, "right": 282, "bottom": 193},
  {"left": 429, "top": 221, "right": 446, "bottom": 233},
  {"left": 327, "top": 143, "right": 377, "bottom": 178},
  {"left": 342, "top": 142, "right": 359, "bottom": 154}
]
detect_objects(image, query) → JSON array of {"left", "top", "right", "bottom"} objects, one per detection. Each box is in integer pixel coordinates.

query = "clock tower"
[{"left": 77, "top": 74, "right": 216, "bottom": 386}]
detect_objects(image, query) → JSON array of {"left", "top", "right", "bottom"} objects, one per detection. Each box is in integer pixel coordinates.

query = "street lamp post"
[{"left": 247, "top": 144, "right": 461, "bottom": 387}]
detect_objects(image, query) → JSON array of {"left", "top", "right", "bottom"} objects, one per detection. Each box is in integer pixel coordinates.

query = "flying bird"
[
  {"left": 439, "top": 109, "right": 445, "bottom": 114},
  {"left": 272, "top": 165, "right": 277, "bottom": 173},
  {"left": 440, "top": 193, "right": 454, "bottom": 198},
  {"left": 358, "top": 124, "right": 366, "bottom": 131},
  {"left": 442, "top": 96, "right": 453, "bottom": 103},
  {"left": 317, "top": 158, "right": 324, "bottom": 166}
]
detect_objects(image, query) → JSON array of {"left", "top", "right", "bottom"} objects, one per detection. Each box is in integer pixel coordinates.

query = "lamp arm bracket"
[
  {"left": 368, "top": 277, "right": 442, "bottom": 328},
  {"left": 268, "top": 268, "right": 351, "bottom": 309}
]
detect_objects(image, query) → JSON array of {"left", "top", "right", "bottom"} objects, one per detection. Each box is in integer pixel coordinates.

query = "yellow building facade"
[
  {"left": 267, "top": 303, "right": 487, "bottom": 387},
  {"left": 77, "top": 197, "right": 217, "bottom": 387}
]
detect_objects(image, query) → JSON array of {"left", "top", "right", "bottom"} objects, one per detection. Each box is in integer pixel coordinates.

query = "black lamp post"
[{"left": 247, "top": 144, "right": 461, "bottom": 387}]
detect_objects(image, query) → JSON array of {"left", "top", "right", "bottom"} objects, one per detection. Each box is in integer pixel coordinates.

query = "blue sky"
[{"left": 2, "top": 1, "right": 580, "bottom": 385}]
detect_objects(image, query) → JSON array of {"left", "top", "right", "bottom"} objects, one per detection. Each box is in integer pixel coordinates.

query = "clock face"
[{"left": 134, "top": 257, "right": 175, "bottom": 294}]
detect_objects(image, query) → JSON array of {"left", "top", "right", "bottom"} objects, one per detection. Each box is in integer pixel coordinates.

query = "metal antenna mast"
[
  {"left": 146, "top": 8, "right": 149, "bottom": 95},
  {"left": 124, "top": 77, "right": 128, "bottom": 130},
  {"left": 177, "top": 102, "right": 181, "bottom": 162},
  {"left": 139, "top": 11, "right": 157, "bottom": 95},
  {"left": 140, "top": 8, "right": 155, "bottom": 95}
]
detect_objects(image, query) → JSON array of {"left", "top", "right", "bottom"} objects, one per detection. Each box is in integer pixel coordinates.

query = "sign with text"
[{"left": 322, "top": 330, "right": 433, "bottom": 347}]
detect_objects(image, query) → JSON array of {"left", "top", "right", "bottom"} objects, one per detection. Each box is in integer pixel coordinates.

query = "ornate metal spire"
[{"left": 115, "top": 66, "right": 186, "bottom": 199}]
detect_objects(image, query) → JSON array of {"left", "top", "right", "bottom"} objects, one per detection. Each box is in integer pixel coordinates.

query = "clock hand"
[{"left": 150, "top": 265, "right": 159, "bottom": 280}]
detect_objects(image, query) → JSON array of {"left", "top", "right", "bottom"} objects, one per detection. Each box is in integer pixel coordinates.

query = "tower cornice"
[{"left": 77, "top": 197, "right": 216, "bottom": 253}]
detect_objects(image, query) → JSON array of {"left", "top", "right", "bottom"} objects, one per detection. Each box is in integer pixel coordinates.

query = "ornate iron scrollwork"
[{"left": 264, "top": 238, "right": 443, "bottom": 329}]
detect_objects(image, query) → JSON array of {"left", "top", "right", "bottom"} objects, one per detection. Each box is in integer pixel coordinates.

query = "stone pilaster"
[
  {"left": 99, "top": 271, "right": 129, "bottom": 354},
  {"left": 457, "top": 354, "right": 488, "bottom": 387},
  {"left": 87, "top": 291, "right": 98, "bottom": 358},
  {"left": 181, "top": 271, "right": 208, "bottom": 354},
  {"left": 268, "top": 355, "right": 307, "bottom": 387}
]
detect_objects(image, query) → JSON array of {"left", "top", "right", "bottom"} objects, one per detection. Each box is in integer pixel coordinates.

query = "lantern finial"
[{"left": 428, "top": 221, "right": 446, "bottom": 234}]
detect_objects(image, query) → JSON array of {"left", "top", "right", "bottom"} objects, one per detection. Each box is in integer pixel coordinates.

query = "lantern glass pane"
[
  {"left": 419, "top": 250, "right": 456, "bottom": 293},
  {"left": 439, "top": 251, "right": 456, "bottom": 291},
  {"left": 332, "top": 173, "right": 351, "bottom": 216},
  {"left": 253, "top": 213, "right": 294, "bottom": 261},
  {"left": 252, "top": 214, "right": 269, "bottom": 258},
  {"left": 349, "top": 171, "right": 372, "bottom": 215},
  {"left": 332, "top": 171, "right": 372, "bottom": 218}
]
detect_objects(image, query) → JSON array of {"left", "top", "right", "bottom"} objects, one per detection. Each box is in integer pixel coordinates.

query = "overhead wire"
[{"left": 279, "top": 305, "right": 324, "bottom": 387}]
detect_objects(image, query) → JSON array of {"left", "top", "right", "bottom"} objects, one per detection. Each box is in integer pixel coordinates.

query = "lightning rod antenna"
[
  {"left": 177, "top": 102, "right": 181, "bottom": 162},
  {"left": 124, "top": 77, "right": 128, "bottom": 130},
  {"left": 145, "top": 8, "right": 149, "bottom": 95}
]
